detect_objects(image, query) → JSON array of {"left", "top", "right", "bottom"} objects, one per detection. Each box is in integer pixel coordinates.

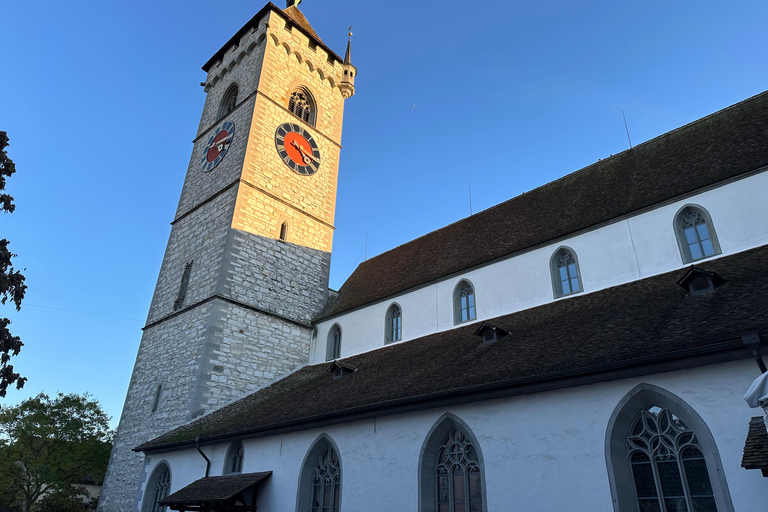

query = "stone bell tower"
[{"left": 98, "top": 2, "right": 356, "bottom": 510}]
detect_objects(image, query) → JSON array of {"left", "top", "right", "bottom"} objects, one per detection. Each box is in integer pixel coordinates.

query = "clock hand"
[
  {"left": 290, "top": 140, "right": 317, "bottom": 164},
  {"left": 209, "top": 136, "right": 232, "bottom": 149}
]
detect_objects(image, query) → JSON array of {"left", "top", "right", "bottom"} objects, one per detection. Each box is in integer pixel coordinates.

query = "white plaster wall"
[
  {"left": 143, "top": 359, "right": 768, "bottom": 512},
  {"left": 312, "top": 170, "right": 768, "bottom": 364}
]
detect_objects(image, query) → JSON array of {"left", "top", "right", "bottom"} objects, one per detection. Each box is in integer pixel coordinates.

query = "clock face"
[
  {"left": 274, "top": 123, "right": 321, "bottom": 176},
  {"left": 200, "top": 121, "right": 235, "bottom": 172}
]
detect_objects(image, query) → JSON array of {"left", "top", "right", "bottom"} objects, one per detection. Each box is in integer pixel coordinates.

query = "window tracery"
[
  {"left": 454, "top": 281, "right": 476, "bottom": 324},
  {"left": 628, "top": 405, "right": 718, "bottom": 512},
  {"left": 676, "top": 206, "right": 719, "bottom": 263},
  {"left": 218, "top": 84, "right": 239, "bottom": 120},
  {"left": 310, "top": 446, "right": 341, "bottom": 512},
  {"left": 288, "top": 89, "right": 316, "bottom": 125},
  {"left": 386, "top": 304, "right": 402, "bottom": 343},
  {"left": 434, "top": 428, "right": 483, "bottom": 512},
  {"left": 551, "top": 248, "right": 581, "bottom": 298}
]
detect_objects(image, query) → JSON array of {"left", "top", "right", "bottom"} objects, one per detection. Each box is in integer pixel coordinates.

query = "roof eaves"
[{"left": 136, "top": 338, "right": 747, "bottom": 454}]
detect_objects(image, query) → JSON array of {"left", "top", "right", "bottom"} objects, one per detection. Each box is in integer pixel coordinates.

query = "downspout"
[
  {"left": 742, "top": 333, "right": 768, "bottom": 374},
  {"left": 196, "top": 435, "right": 210, "bottom": 478}
]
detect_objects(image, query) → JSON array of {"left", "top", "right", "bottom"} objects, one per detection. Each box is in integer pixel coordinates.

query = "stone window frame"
[
  {"left": 604, "top": 383, "right": 735, "bottom": 512},
  {"left": 287, "top": 86, "right": 317, "bottom": 127},
  {"left": 295, "top": 434, "right": 343, "bottom": 512},
  {"left": 453, "top": 279, "right": 477, "bottom": 325},
  {"left": 141, "top": 461, "right": 172, "bottom": 512},
  {"left": 223, "top": 441, "right": 245, "bottom": 475},
  {"left": 385, "top": 302, "right": 402, "bottom": 344},
  {"left": 418, "top": 413, "right": 488, "bottom": 512},
  {"left": 326, "top": 323, "right": 342, "bottom": 361},
  {"left": 550, "top": 246, "right": 583, "bottom": 298},
  {"left": 673, "top": 204, "right": 722, "bottom": 264},
  {"left": 217, "top": 83, "right": 239, "bottom": 121}
]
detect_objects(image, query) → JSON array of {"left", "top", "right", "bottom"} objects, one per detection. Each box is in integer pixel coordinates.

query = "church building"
[{"left": 98, "top": 2, "right": 768, "bottom": 511}]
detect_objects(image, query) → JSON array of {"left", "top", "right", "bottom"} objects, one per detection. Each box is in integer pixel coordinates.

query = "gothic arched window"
[
  {"left": 551, "top": 247, "right": 582, "bottom": 298},
  {"left": 297, "top": 436, "right": 342, "bottom": 512},
  {"left": 326, "top": 324, "right": 341, "bottom": 361},
  {"left": 674, "top": 205, "right": 721, "bottom": 263},
  {"left": 606, "top": 384, "right": 735, "bottom": 512},
  {"left": 218, "top": 84, "right": 239, "bottom": 120},
  {"left": 142, "top": 463, "right": 171, "bottom": 512},
  {"left": 419, "top": 414, "right": 486, "bottom": 512},
  {"left": 279, "top": 221, "right": 288, "bottom": 242},
  {"left": 453, "top": 280, "right": 476, "bottom": 325},
  {"left": 385, "top": 303, "right": 402, "bottom": 343},
  {"left": 288, "top": 88, "right": 316, "bottom": 125},
  {"left": 224, "top": 441, "right": 244, "bottom": 475}
]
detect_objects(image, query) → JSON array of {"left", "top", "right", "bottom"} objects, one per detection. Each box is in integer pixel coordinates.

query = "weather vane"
[{"left": 287, "top": 0, "right": 302, "bottom": 7}]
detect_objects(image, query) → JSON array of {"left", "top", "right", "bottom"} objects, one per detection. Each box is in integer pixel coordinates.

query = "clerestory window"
[
  {"left": 453, "top": 280, "right": 476, "bottom": 325},
  {"left": 551, "top": 247, "right": 582, "bottom": 298},
  {"left": 326, "top": 324, "right": 341, "bottom": 361},
  {"left": 385, "top": 303, "right": 402, "bottom": 343},
  {"left": 674, "top": 205, "right": 721, "bottom": 263}
]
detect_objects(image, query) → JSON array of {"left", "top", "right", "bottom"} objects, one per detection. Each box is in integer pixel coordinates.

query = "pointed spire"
[{"left": 344, "top": 27, "right": 353, "bottom": 65}]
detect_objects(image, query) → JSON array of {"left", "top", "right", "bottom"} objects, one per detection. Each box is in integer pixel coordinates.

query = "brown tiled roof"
[
  {"left": 160, "top": 472, "right": 271, "bottom": 506},
  {"left": 138, "top": 245, "right": 768, "bottom": 451},
  {"left": 283, "top": 6, "right": 325, "bottom": 45},
  {"left": 318, "top": 90, "right": 768, "bottom": 321},
  {"left": 742, "top": 417, "right": 768, "bottom": 472}
]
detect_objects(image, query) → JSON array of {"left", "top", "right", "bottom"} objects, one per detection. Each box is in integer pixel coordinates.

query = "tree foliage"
[
  {"left": 0, "top": 393, "right": 113, "bottom": 512},
  {"left": 0, "top": 131, "right": 26, "bottom": 397}
]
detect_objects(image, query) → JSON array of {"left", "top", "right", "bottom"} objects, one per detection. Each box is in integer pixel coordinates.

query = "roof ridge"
[
  {"left": 321, "top": 89, "right": 768, "bottom": 319},
  {"left": 356, "top": 89, "right": 768, "bottom": 270}
]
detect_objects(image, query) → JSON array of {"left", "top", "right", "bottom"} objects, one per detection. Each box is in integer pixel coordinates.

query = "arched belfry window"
[
  {"left": 605, "top": 384, "right": 734, "bottom": 512},
  {"left": 218, "top": 84, "right": 239, "bottom": 120},
  {"left": 297, "top": 436, "right": 342, "bottom": 512},
  {"left": 551, "top": 247, "right": 582, "bottom": 298},
  {"left": 224, "top": 441, "right": 244, "bottom": 475},
  {"left": 288, "top": 88, "right": 316, "bottom": 125},
  {"left": 142, "top": 462, "right": 171, "bottom": 512},
  {"left": 385, "top": 303, "right": 402, "bottom": 343},
  {"left": 419, "top": 414, "right": 486, "bottom": 512},
  {"left": 453, "top": 280, "right": 476, "bottom": 325},
  {"left": 326, "top": 324, "right": 341, "bottom": 361},
  {"left": 674, "top": 205, "right": 721, "bottom": 263}
]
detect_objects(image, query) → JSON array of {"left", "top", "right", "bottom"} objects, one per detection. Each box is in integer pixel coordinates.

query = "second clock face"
[{"left": 275, "top": 123, "right": 321, "bottom": 176}]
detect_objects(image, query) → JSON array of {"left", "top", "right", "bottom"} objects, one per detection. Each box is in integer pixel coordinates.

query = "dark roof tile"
[
  {"left": 139, "top": 245, "right": 768, "bottom": 451},
  {"left": 742, "top": 417, "right": 768, "bottom": 471},
  {"left": 160, "top": 472, "right": 271, "bottom": 506},
  {"left": 318, "top": 91, "right": 768, "bottom": 320}
]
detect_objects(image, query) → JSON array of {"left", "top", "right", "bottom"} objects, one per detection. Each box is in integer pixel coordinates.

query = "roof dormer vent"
[
  {"left": 328, "top": 360, "right": 357, "bottom": 380},
  {"left": 474, "top": 322, "right": 509, "bottom": 345},
  {"left": 677, "top": 266, "right": 725, "bottom": 296}
]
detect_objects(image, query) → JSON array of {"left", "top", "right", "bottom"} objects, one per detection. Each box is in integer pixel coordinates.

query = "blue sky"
[{"left": 1, "top": 0, "right": 766, "bottom": 426}]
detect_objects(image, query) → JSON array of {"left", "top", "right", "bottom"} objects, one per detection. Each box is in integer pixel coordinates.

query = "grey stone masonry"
[{"left": 98, "top": 5, "right": 347, "bottom": 511}]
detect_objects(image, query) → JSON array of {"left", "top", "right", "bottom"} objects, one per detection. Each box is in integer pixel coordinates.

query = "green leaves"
[
  {"left": 0, "top": 131, "right": 26, "bottom": 397},
  {"left": 0, "top": 393, "right": 113, "bottom": 512}
]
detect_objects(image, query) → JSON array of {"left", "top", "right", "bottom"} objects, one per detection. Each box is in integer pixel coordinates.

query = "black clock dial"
[{"left": 274, "top": 123, "right": 321, "bottom": 176}]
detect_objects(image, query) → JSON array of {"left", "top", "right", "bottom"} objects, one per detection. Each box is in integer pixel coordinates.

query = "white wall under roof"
[
  {"left": 140, "top": 359, "right": 768, "bottom": 512},
  {"left": 312, "top": 169, "right": 768, "bottom": 364}
]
